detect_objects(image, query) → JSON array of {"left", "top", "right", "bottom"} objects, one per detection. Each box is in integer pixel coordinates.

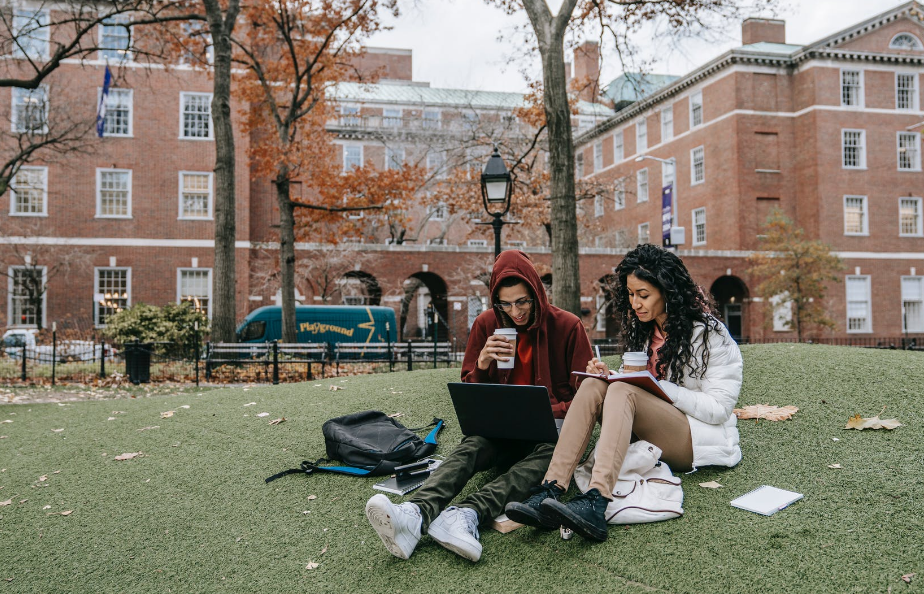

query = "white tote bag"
[{"left": 572, "top": 440, "right": 684, "bottom": 524}]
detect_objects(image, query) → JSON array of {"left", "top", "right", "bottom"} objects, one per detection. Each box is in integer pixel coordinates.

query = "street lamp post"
[
  {"left": 636, "top": 155, "right": 683, "bottom": 248},
  {"left": 478, "top": 147, "right": 515, "bottom": 259}
]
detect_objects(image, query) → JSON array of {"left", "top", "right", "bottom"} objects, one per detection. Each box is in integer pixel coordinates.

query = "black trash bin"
[{"left": 125, "top": 341, "right": 152, "bottom": 384}]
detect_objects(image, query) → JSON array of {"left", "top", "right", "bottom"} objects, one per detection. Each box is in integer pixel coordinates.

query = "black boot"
[
  {"left": 540, "top": 488, "right": 609, "bottom": 542},
  {"left": 504, "top": 480, "right": 563, "bottom": 529}
]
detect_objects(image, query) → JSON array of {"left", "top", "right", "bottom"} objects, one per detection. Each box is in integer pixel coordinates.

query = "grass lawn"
[{"left": 0, "top": 344, "right": 922, "bottom": 594}]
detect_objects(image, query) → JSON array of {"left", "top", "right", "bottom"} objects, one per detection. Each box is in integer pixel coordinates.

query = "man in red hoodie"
[{"left": 365, "top": 250, "right": 592, "bottom": 562}]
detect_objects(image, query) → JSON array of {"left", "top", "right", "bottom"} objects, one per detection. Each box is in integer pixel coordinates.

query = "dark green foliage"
[{"left": 100, "top": 302, "right": 209, "bottom": 357}]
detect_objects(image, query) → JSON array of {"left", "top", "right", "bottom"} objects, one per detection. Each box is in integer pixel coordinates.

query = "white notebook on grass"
[{"left": 730, "top": 485, "right": 803, "bottom": 516}]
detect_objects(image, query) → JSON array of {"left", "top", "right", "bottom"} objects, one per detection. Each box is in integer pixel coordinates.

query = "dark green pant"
[{"left": 408, "top": 435, "right": 555, "bottom": 531}]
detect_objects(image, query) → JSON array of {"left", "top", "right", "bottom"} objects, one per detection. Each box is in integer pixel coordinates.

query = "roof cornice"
[{"left": 801, "top": 1, "right": 922, "bottom": 51}]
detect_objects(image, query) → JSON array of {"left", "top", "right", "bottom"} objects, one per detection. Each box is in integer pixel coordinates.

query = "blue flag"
[{"left": 96, "top": 65, "right": 112, "bottom": 138}]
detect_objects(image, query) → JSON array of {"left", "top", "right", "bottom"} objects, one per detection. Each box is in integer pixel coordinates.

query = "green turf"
[{"left": 0, "top": 344, "right": 922, "bottom": 593}]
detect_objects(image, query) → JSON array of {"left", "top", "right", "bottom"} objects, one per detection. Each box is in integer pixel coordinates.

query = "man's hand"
[
  {"left": 477, "top": 334, "right": 515, "bottom": 370},
  {"left": 586, "top": 358, "right": 609, "bottom": 375}
]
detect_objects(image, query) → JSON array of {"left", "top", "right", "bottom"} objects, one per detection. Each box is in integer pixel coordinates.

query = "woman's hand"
[
  {"left": 586, "top": 358, "right": 609, "bottom": 375},
  {"left": 477, "top": 334, "right": 516, "bottom": 370}
]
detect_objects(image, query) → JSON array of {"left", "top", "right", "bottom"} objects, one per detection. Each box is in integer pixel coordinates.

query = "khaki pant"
[{"left": 544, "top": 378, "right": 694, "bottom": 496}]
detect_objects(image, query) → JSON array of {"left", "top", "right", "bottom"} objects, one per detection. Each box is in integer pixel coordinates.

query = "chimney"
[
  {"left": 572, "top": 41, "right": 600, "bottom": 103},
  {"left": 741, "top": 18, "right": 786, "bottom": 45}
]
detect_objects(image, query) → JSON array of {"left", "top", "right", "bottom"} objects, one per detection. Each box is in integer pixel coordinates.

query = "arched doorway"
[
  {"left": 710, "top": 276, "right": 749, "bottom": 341},
  {"left": 400, "top": 271, "right": 449, "bottom": 341},
  {"left": 338, "top": 271, "right": 382, "bottom": 306}
]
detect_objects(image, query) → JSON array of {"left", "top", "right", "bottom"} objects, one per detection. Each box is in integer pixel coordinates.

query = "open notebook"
[{"left": 730, "top": 485, "right": 803, "bottom": 516}]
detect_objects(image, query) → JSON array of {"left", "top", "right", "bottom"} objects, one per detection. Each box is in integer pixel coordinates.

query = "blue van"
[{"left": 236, "top": 305, "right": 397, "bottom": 352}]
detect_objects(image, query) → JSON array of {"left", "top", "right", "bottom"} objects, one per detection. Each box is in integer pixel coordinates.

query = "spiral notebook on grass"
[
  {"left": 372, "top": 459, "right": 442, "bottom": 495},
  {"left": 730, "top": 485, "right": 803, "bottom": 516}
]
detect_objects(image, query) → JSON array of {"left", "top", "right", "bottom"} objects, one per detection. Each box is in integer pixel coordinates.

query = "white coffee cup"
[
  {"left": 622, "top": 351, "right": 648, "bottom": 372},
  {"left": 493, "top": 328, "right": 518, "bottom": 369}
]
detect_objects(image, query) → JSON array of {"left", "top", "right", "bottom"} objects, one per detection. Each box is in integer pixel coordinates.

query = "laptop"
[{"left": 446, "top": 383, "right": 563, "bottom": 443}]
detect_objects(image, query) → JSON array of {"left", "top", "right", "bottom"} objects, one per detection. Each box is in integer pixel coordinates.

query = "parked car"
[{"left": 1, "top": 329, "right": 115, "bottom": 363}]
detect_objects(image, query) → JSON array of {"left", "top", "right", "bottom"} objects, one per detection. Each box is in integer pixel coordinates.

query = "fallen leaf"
[
  {"left": 38, "top": 475, "right": 47, "bottom": 482},
  {"left": 180, "top": 405, "right": 190, "bottom": 409},
  {"left": 305, "top": 562, "right": 319, "bottom": 570},
  {"left": 51, "top": 428, "right": 64, "bottom": 433},
  {"left": 387, "top": 412, "right": 404, "bottom": 418},
  {"left": 244, "top": 402, "right": 257, "bottom": 407},
  {"left": 307, "top": 495, "right": 317, "bottom": 501},
  {"left": 902, "top": 573, "right": 915, "bottom": 583},
  {"left": 42, "top": 505, "right": 51, "bottom": 510},
  {"left": 269, "top": 417, "right": 285, "bottom": 425},
  {"left": 112, "top": 411, "right": 125, "bottom": 415},
  {"left": 832, "top": 438, "right": 840, "bottom": 441},
  {"left": 329, "top": 385, "right": 344, "bottom": 391},
  {"left": 107, "top": 417, "right": 116, "bottom": 421},
  {"left": 160, "top": 411, "right": 175, "bottom": 419},
  {"left": 114, "top": 452, "right": 142, "bottom": 461},
  {"left": 1, "top": 420, "right": 11, "bottom": 424},
  {"left": 60, "top": 510, "right": 73, "bottom": 516},
  {"left": 844, "top": 409, "right": 903, "bottom": 431},
  {"left": 137, "top": 426, "right": 159, "bottom": 431},
  {"left": 699, "top": 481, "right": 722, "bottom": 489},
  {"left": 19, "top": 499, "right": 27, "bottom": 504},
  {"left": 0, "top": 436, "right": 6, "bottom": 439},
  {"left": 319, "top": 545, "right": 328, "bottom": 556},
  {"left": 827, "top": 464, "right": 843, "bottom": 469},
  {"left": 256, "top": 412, "right": 270, "bottom": 418},
  {"left": 52, "top": 471, "right": 60, "bottom": 474},
  {"left": 733, "top": 405, "right": 799, "bottom": 421},
  {"left": 302, "top": 510, "right": 310, "bottom": 515},
  {"left": 0, "top": 499, "right": 11, "bottom": 506}
]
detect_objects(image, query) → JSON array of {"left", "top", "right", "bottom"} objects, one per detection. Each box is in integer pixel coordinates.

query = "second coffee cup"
[
  {"left": 493, "top": 328, "right": 518, "bottom": 369},
  {"left": 621, "top": 351, "right": 648, "bottom": 372}
]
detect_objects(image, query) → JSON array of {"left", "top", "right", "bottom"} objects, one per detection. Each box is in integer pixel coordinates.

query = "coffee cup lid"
[{"left": 494, "top": 327, "right": 517, "bottom": 335}]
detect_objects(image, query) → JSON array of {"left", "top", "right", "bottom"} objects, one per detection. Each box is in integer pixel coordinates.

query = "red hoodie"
[{"left": 460, "top": 251, "right": 593, "bottom": 418}]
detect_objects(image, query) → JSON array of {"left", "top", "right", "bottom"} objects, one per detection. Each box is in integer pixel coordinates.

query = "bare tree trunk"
[
  {"left": 275, "top": 167, "right": 298, "bottom": 344},
  {"left": 521, "top": 0, "right": 581, "bottom": 316},
  {"left": 203, "top": 0, "right": 240, "bottom": 343}
]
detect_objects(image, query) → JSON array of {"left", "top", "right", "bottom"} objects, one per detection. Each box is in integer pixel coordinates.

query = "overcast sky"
[{"left": 366, "top": 0, "right": 911, "bottom": 94}]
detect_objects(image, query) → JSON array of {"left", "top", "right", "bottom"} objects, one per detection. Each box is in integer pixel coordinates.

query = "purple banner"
[{"left": 661, "top": 185, "right": 673, "bottom": 246}]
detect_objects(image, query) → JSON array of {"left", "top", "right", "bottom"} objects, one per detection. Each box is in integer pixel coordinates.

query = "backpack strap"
[{"left": 408, "top": 418, "right": 444, "bottom": 445}]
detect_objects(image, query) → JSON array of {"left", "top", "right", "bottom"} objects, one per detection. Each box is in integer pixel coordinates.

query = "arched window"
[{"left": 890, "top": 33, "right": 923, "bottom": 50}]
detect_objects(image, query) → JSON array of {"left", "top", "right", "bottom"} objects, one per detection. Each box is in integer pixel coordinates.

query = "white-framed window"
[
  {"left": 845, "top": 275, "right": 872, "bottom": 333},
  {"left": 899, "top": 197, "right": 923, "bottom": 236},
  {"left": 343, "top": 145, "right": 362, "bottom": 171},
  {"left": 890, "top": 33, "right": 924, "bottom": 50},
  {"left": 429, "top": 203, "right": 447, "bottom": 222},
  {"left": 94, "top": 268, "right": 130, "bottom": 327},
  {"left": 576, "top": 153, "right": 584, "bottom": 178},
  {"left": 770, "top": 293, "right": 793, "bottom": 332},
  {"left": 96, "top": 168, "right": 132, "bottom": 218},
  {"left": 422, "top": 110, "right": 441, "bottom": 129},
  {"left": 467, "top": 239, "right": 488, "bottom": 247},
  {"left": 898, "top": 132, "right": 921, "bottom": 171},
  {"left": 386, "top": 146, "right": 404, "bottom": 170},
  {"left": 636, "top": 118, "right": 647, "bottom": 153},
  {"left": 100, "top": 88, "right": 133, "bottom": 137},
  {"left": 10, "top": 166, "right": 47, "bottom": 216},
  {"left": 383, "top": 108, "right": 402, "bottom": 127},
  {"left": 178, "top": 268, "right": 212, "bottom": 318},
  {"left": 339, "top": 105, "right": 361, "bottom": 127},
  {"left": 593, "top": 140, "right": 603, "bottom": 172},
  {"left": 691, "top": 146, "right": 705, "bottom": 185},
  {"left": 179, "top": 172, "right": 213, "bottom": 219},
  {"left": 507, "top": 240, "right": 526, "bottom": 248},
  {"left": 840, "top": 70, "right": 863, "bottom": 107},
  {"left": 692, "top": 207, "right": 706, "bottom": 245},
  {"left": 99, "top": 14, "right": 133, "bottom": 61},
  {"left": 896, "top": 73, "right": 918, "bottom": 110},
  {"left": 8, "top": 266, "right": 46, "bottom": 328},
  {"left": 902, "top": 276, "right": 924, "bottom": 332},
  {"left": 11, "top": 86, "right": 48, "bottom": 134},
  {"left": 661, "top": 157, "right": 675, "bottom": 191},
  {"left": 594, "top": 194, "right": 604, "bottom": 218},
  {"left": 614, "top": 179, "right": 625, "bottom": 211},
  {"left": 661, "top": 105, "right": 673, "bottom": 141},
  {"left": 842, "top": 129, "right": 866, "bottom": 169},
  {"left": 636, "top": 168, "right": 649, "bottom": 203},
  {"left": 179, "top": 92, "right": 212, "bottom": 139},
  {"left": 595, "top": 293, "right": 607, "bottom": 332},
  {"left": 12, "top": 9, "right": 49, "bottom": 60},
  {"left": 690, "top": 91, "right": 703, "bottom": 128},
  {"left": 843, "top": 195, "right": 868, "bottom": 235},
  {"left": 426, "top": 150, "right": 444, "bottom": 175},
  {"left": 638, "top": 222, "right": 650, "bottom": 244},
  {"left": 614, "top": 131, "right": 624, "bottom": 162},
  {"left": 179, "top": 21, "right": 214, "bottom": 65}
]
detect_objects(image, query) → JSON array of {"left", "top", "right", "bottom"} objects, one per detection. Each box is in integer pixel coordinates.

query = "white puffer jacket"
[{"left": 651, "top": 320, "right": 743, "bottom": 468}]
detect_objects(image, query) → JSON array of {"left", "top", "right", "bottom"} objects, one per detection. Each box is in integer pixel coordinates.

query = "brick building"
[
  {"left": 575, "top": 2, "right": 924, "bottom": 342},
  {"left": 4, "top": 4, "right": 924, "bottom": 347}
]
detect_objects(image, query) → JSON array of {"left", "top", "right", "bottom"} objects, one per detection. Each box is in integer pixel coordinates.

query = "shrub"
[{"left": 101, "top": 302, "right": 209, "bottom": 357}]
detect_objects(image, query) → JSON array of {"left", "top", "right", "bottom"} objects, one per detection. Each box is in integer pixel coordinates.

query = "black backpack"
[{"left": 265, "top": 410, "right": 444, "bottom": 482}]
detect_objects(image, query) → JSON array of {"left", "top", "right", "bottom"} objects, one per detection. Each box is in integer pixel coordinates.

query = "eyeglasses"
[{"left": 494, "top": 298, "right": 534, "bottom": 311}]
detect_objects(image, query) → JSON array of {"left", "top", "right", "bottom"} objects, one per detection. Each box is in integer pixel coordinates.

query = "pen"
[{"left": 594, "top": 345, "right": 601, "bottom": 360}]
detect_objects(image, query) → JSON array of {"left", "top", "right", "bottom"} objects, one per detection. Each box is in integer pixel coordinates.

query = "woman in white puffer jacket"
[{"left": 505, "top": 244, "right": 743, "bottom": 542}]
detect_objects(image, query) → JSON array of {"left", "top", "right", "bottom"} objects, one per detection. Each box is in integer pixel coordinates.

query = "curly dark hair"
[{"left": 613, "top": 244, "right": 721, "bottom": 384}]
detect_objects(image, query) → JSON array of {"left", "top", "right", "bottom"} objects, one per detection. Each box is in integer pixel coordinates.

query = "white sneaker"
[
  {"left": 364, "top": 494, "right": 422, "bottom": 560},
  {"left": 427, "top": 506, "right": 482, "bottom": 562}
]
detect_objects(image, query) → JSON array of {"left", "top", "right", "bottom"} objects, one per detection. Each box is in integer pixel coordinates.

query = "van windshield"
[{"left": 239, "top": 321, "right": 266, "bottom": 342}]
